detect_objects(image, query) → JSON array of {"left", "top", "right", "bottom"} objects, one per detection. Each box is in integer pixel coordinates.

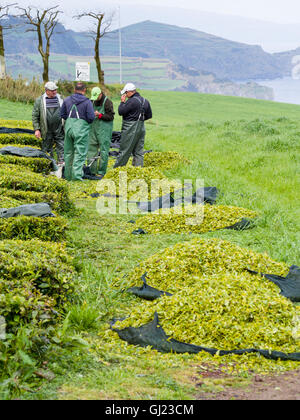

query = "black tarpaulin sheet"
[
  {"left": 0, "top": 127, "right": 35, "bottom": 134},
  {"left": 247, "top": 266, "right": 300, "bottom": 303},
  {"left": 114, "top": 269, "right": 300, "bottom": 360},
  {"left": 0, "top": 146, "right": 57, "bottom": 170},
  {"left": 0, "top": 203, "right": 55, "bottom": 218},
  {"left": 136, "top": 187, "right": 220, "bottom": 213},
  {"left": 130, "top": 218, "right": 254, "bottom": 235},
  {"left": 127, "top": 273, "right": 173, "bottom": 301},
  {"left": 111, "top": 313, "right": 300, "bottom": 361}
]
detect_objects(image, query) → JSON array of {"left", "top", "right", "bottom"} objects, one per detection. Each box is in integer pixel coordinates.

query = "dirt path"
[{"left": 194, "top": 368, "right": 300, "bottom": 400}]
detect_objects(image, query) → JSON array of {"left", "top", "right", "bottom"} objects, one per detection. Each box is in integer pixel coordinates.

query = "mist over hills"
[
  {"left": 58, "top": 4, "right": 300, "bottom": 53},
  {"left": 4, "top": 17, "right": 294, "bottom": 82}
]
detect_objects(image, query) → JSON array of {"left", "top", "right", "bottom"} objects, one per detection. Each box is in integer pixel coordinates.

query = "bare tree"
[
  {"left": 0, "top": 3, "right": 17, "bottom": 79},
  {"left": 74, "top": 11, "right": 114, "bottom": 85},
  {"left": 17, "top": 5, "right": 62, "bottom": 83}
]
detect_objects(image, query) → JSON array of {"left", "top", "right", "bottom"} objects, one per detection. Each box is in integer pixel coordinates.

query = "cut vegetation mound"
[
  {"left": 113, "top": 238, "right": 300, "bottom": 361},
  {"left": 130, "top": 205, "right": 257, "bottom": 234}
]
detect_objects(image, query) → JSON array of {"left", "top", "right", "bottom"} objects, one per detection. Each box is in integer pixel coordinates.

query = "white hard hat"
[
  {"left": 45, "top": 81, "right": 58, "bottom": 91},
  {"left": 121, "top": 83, "right": 136, "bottom": 95}
]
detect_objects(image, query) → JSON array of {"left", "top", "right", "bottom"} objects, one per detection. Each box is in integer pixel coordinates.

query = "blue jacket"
[{"left": 61, "top": 93, "right": 95, "bottom": 124}]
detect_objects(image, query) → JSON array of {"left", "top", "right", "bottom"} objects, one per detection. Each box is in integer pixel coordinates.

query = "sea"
[{"left": 256, "top": 77, "right": 300, "bottom": 105}]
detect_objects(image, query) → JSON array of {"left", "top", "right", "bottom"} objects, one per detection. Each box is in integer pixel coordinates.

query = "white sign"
[{"left": 75, "top": 62, "right": 90, "bottom": 82}]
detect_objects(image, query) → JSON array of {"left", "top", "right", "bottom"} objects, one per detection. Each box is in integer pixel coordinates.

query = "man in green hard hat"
[{"left": 86, "top": 87, "right": 115, "bottom": 178}]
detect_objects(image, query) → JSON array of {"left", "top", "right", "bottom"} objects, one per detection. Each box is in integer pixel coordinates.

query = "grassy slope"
[{"left": 0, "top": 92, "right": 299, "bottom": 399}]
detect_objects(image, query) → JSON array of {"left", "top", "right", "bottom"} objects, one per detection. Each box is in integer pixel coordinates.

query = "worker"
[
  {"left": 114, "top": 83, "right": 152, "bottom": 168},
  {"left": 86, "top": 87, "right": 115, "bottom": 179},
  {"left": 60, "top": 82, "right": 95, "bottom": 181},
  {"left": 32, "top": 81, "right": 64, "bottom": 164}
]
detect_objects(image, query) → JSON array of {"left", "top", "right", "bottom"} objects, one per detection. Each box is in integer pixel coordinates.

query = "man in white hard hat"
[
  {"left": 32, "top": 81, "right": 65, "bottom": 164},
  {"left": 114, "top": 82, "right": 152, "bottom": 168}
]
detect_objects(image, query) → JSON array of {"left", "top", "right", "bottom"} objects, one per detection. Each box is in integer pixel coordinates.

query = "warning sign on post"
[{"left": 75, "top": 62, "right": 90, "bottom": 82}]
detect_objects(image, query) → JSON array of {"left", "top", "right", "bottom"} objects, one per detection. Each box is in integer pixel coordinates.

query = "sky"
[
  {"left": 11, "top": 0, "right": 300, "bottom": 25},
  {"left": 9, "top": 0, "right": 300, "bottom": 52}
]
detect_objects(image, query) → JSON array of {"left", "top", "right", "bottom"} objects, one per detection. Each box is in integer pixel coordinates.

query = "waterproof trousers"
[
  {"left": 114, "top": 120, "right": 145, "bottom": 168},
  {"left": 42, "top": 130, "right": 65, "bottom": 163},
  {"left": 87, "top": 100, "right": 113, "bottom": 175},
  {"left": 64, "top": 118, "right": 90, "bottom": 181}
]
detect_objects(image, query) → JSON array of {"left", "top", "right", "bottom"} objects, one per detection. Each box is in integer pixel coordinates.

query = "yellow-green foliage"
[
  {"left": 0, "top": 133, "right": 41, "bottom": 147},
  {"left": 0, "top": 196, "right": 21, "bottom": 209},
  {"left": 123, "top": 238, "right": 289, "bottom": 294},
  {"left": 100, "top": 166, "right": 182, "bottom": 200},
  {"left": 0, "top": 162, "right": 71, "bottom": 198},
  {"left": 115, "top": 238, "right": 300, "bottom": 354},
  {"left": 0, "top": 120, "right": 40, "bottom": 147},
  {"left": 143, "top": 151, "right": 191, "bottom": 170},
  {"left": 0, "top": 155, "right": 52, "bottom": 174},
  {"left": 0, "top": 144, "right": 51, "bottom": 174},
  {"left": 115, "top": 275, "right": 300, "bottom": 353},
  {"left": 0, "top": 188, "right": 69, "bottom": 214},
  {"left": 0, "top": 119, "right": 33, "bottom": 129},
  {"left": 0, "top": 239, "right": 75, "bottom": 332},
  {"left": 0, "top": 165, "right": 74, "bottom": 214},
  {"left": 131, "top": 204, "right": 258, "bottom": 234},
  {"left": 0, "top": 215, "right": 68, "bottom": 242}
]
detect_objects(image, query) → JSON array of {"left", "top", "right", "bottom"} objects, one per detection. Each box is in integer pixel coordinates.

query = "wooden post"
[{"left": 0, "top": 26, "right": 6, "bottom": 79}]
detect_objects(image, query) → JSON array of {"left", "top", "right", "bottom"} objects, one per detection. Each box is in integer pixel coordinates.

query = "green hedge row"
[
  {"left": 0, "top": 164, "right": 66, "bottom": 193},
  {"left": 0, "top": 239, "right": 75, "bottom": 333},
  {"left": 0, "top": 188, "right": 72, "bottom": 214},
  {"left": 0, "top": 155, "right": 52, "bottom": 174},
  {"left": 0, "top": 165, "right": 74, "bottom": 213},
  {"left": 0, "top": 215, "right": 68, "bottom": 242},
  {"left": 0, "top": 133, "right": 41, "bottom": 147}
]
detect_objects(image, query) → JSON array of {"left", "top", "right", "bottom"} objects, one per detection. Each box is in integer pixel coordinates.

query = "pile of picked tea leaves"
[
  {"left": 143, "top": 151, "right": 190, "bottom": 170},
  {"left": 114, "top": 238, "right": 300, "bottom": 357},
  {"left": 122, "top": 238, "right": 290, "bottom": 295},
  {"left": 115, "top": 274, "right": 300, "bottom": 353},
  {"left": 99, "top": 166, "right": 182, "bottom": 201},
  {"left": 129, "top": 204, "right": 258, "bottom": 234}
]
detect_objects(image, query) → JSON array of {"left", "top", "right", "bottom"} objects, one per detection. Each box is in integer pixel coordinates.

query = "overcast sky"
[
  {"left": 12, "top": 0, "right": 300, "bottom": 24},
  {"left": 10, "top": 0, "right": 300, "bottom": 52}
]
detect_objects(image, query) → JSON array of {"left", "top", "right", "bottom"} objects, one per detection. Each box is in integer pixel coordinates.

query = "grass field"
[{"left": 0, "top": 91, "right": 299, "bottom": 399}]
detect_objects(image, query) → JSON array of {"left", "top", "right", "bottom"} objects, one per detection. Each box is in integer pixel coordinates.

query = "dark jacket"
[
  {"left": 32, "top": 93, "right": 64, "bottom": 138},
  {"left": 93, "top": 94, "right": 115, "bottom": 122},
  {"left": 61, "top": 93, "right": 95, "bottom": 124},
  {"left": 118, "top": 92, "right": 152, "bottom": 122}
]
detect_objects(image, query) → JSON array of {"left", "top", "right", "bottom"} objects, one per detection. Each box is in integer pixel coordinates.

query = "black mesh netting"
[
  {"left": 111, "top": 268, "right": 300, "bottom": 361},
  {"left": 0, "top": 127, "right": 35, "bottom": 134},
  {"left": 0, "top": 146, "right": 57, "bottom": 170},
  {"left": 111, "top": 313, "right": 300, "bottom": 361},
  {"left": 0, "top": 203, "right": 55, "bottom": 218}
]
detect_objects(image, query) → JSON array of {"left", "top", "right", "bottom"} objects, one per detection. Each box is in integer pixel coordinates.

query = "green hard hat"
[{"left": 91, "top": 87, "right": 102, "bottom": 101}]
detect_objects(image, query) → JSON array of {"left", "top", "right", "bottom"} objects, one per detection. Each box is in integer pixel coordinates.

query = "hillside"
[{"left": 3, "top": 17, "right": 291, "bottom": 81}]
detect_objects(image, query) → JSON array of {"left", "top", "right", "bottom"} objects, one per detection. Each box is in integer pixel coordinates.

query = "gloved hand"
[{"left": 98, "top": 113, "right": 103, "bottom": 119}]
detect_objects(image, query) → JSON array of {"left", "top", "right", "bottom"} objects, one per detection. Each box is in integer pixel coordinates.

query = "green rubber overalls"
[
  {"left": 64, "top": 104, "right": 91, "bottom": 181},
  {"left": 114, "top": 97, "right": 146, "bottom": 168},
  {"left": 87, "top": 97, "right": 113, "bottom": 176}
]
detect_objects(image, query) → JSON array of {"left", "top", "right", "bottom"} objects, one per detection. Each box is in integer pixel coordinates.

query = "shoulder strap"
[
  {"left": 133, "top": 96, "right": 146, "bottom": 121},
  {"left": 69, "top": 104, "right": 80, "bottom": 119}
]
